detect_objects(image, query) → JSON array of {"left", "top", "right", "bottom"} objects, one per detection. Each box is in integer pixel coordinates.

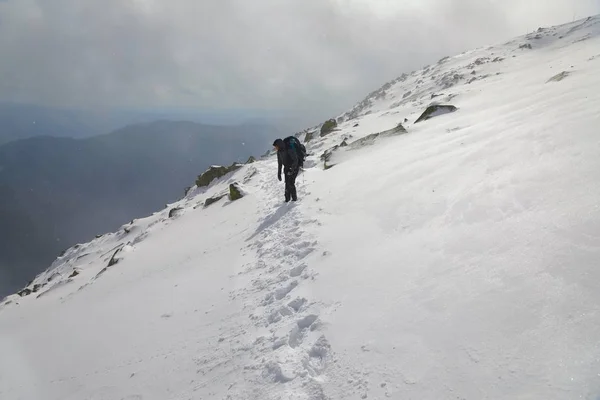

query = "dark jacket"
[{"left": 274, "top": 139, "right": 298, "bottom": 175}]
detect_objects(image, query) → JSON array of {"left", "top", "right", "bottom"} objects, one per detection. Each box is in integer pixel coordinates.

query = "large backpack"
[{"left": 283, "top": 136, "right": 307, "bottom": 167}]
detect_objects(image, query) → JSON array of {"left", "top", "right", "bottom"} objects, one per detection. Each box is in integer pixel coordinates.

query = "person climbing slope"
[{"left": 273, "top": 137, "right": 305, "bottom": 202}]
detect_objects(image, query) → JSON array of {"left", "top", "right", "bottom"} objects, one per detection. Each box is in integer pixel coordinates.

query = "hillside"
[
  {"left": 1, "top": 15, "right": 600, "bottom": 400},
  {"left": 0, "top": 121, "right": 277, "bottom": 296}
]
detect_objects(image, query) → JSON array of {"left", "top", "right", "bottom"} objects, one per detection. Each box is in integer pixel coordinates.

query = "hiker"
[{"left": 273, "top": 137, "right": 301, "bottom": 202}]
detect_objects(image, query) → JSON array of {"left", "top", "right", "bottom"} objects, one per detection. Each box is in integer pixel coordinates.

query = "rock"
[
  {"left": 402, "top": 91, "right": 412, "bottom": 99},
  {"left": 547, "top": 71, "right": 570, "bottom": 83},
  {"left": 204, "top": 193, "right": 227, "bottom": 207},
  {"left": 260, "top": 149, "right": 272, "bottom": 159},
  {"left": 17, "top": 288, "right": 32, "bottom": 297},
  {"left": 96, "top": 246, "right": 125, "bottom": 278},
  {"left": 321, "top": 145, "right": 339, "bottom": 170},
  {"left": 415, "top": 105, "right": 458, "bottom": 123},
  {"left": 519, "top": 43, "right": 533, "bottom": 49},
  {"left": 353, "top": 123, "right": 359, "bottom": 127},
  {"left": 340, "top": 140, "right": 348, "bottom": 147},
  {"left": 304, "top": 130, "right": 315, "bottom": 142},
  {"left": 69, "top": 270, "right": 80, "bottom": 278},
  {"left": 108, "top": 247, "right": 122, "bottom": 268},
  {"left": 320, "top": 119, "right": 337, "bottom": 137},
  {"left": 184, "top": 186, "right": 192, "bottom": 196},
  {"left": 347, "top": 123, "right": 407, "bottom": 150},
  {"left": 229, "top": 183, "right": 244, "bottom": 201},
  {"left": 168, "top": 207, "right": 183, "bottom": 218},
  {"left": 246, "top": 156, "right": 256, "bottom": 164},
  {"left": 31, "top": 284, "right": 44, "bottom": 293},
  {"left": 195, "top": 163, "right": 243, "bottom": 188}
]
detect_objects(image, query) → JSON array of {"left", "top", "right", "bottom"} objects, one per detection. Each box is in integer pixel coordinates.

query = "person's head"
[{"left": 273, "top": 139, "right": 284, "bottom": 151}]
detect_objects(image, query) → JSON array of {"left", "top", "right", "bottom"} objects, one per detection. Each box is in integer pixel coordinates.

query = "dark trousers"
[{"left": 284, "top": 168, "right": 298, "bottom": 201}]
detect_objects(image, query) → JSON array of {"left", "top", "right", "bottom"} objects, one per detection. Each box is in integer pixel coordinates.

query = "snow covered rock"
[
  {"left": 168, "top": 207, "right": 183, "bottom": 218},
  {"left": 347, "top": 123, "right": 407, "bottom": 149},
  {"left": 547, "top": 71, "right": 571, "bottom": 82},
  {"left": 204, "top": 193, "right": 227, "bottom": 207},
  {"left": 414, "top": 104, "right": 458, "bottom": 123}
]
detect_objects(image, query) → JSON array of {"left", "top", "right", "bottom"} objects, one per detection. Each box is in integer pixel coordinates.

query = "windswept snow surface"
[{"left": 2, "top": 16, "right": 600, "bottom": 400}]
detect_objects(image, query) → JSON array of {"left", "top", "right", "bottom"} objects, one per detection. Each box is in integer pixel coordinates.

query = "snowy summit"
[{"left": 2, "top": 15, "right": 600, "bottom": 400}]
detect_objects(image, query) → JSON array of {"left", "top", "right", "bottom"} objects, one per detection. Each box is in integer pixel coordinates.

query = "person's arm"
[{"left": 277, "top": 152, "right": 283, "bottom": 180}]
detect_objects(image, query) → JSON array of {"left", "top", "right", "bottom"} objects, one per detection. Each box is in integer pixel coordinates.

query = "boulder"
[
  {"left": 168, "top": 207, "right": 183, "bottom": 218},
  {"left": 229, "top": 183, "right": 244, "bottom": 201},
  {"left": 17, "top": 288, "right": 32, "bottom": 297},
  {"left": 415, "top": 105, "right": 458, "bottom": 123},
  {"left": 195, "top": 163, "right": 243, "bottom": 188},
  {"left": 204, "top": 193, "right": 227, "bottom": 208},
  {"left": 246, "top": 156, "right": 256, "bottom": 164},
  {"left": 68, "top": 270, "right": 80, "bottom": 278},
  {"left": 320, "top": 119, "right": 337, "bottom": 137},
  {"left": 519, "top": 43, "right": 533, "bottom": 49}
]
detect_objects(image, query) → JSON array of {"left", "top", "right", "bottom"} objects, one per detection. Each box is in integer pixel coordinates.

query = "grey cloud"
[{"left": 0, "top": 0, "right": 598, "bottom": 125}]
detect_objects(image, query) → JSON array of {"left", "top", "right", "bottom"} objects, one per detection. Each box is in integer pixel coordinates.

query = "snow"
[{"left": 2, "top": 15, "right": 600, "bottom": 400}]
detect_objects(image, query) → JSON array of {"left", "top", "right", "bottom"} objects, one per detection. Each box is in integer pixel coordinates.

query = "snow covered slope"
[{"left": 2, "top": 15, "right": 600, "bottom": 400}]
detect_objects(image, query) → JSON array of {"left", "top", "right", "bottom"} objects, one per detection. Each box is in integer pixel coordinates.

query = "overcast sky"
[{"left": 0, "top": 0, "right": 599, "bottom": 125}]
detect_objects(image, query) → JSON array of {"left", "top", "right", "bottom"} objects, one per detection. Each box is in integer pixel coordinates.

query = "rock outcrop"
[
  {"left": 320, "top": 119, "right": 337, "bottom": 137},
  {"left": 195, "top": 163, "right": 243, "bottom": 188}
]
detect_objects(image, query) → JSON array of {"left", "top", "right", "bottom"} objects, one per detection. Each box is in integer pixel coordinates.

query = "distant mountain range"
[
  {"left": 0, "top": 120, "right": 278, "bottom": 295},
  {"left": 0, "top": 102, "right": 312, "bottom": 146}
]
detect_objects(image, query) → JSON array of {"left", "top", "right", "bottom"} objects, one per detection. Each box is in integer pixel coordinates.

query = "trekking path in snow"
[{"left": 227, "top": 159, "right": 338, "bottom": 400}]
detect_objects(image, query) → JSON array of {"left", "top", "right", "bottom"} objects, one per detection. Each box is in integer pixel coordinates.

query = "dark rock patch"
[{"left": 415, "top": 105, "right": 458, "bottom": 123}]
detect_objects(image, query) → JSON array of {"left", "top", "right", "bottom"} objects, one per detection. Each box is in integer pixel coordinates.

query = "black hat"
[{"left": 273, "top": 139, "right": 284, "bottom": 147}]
